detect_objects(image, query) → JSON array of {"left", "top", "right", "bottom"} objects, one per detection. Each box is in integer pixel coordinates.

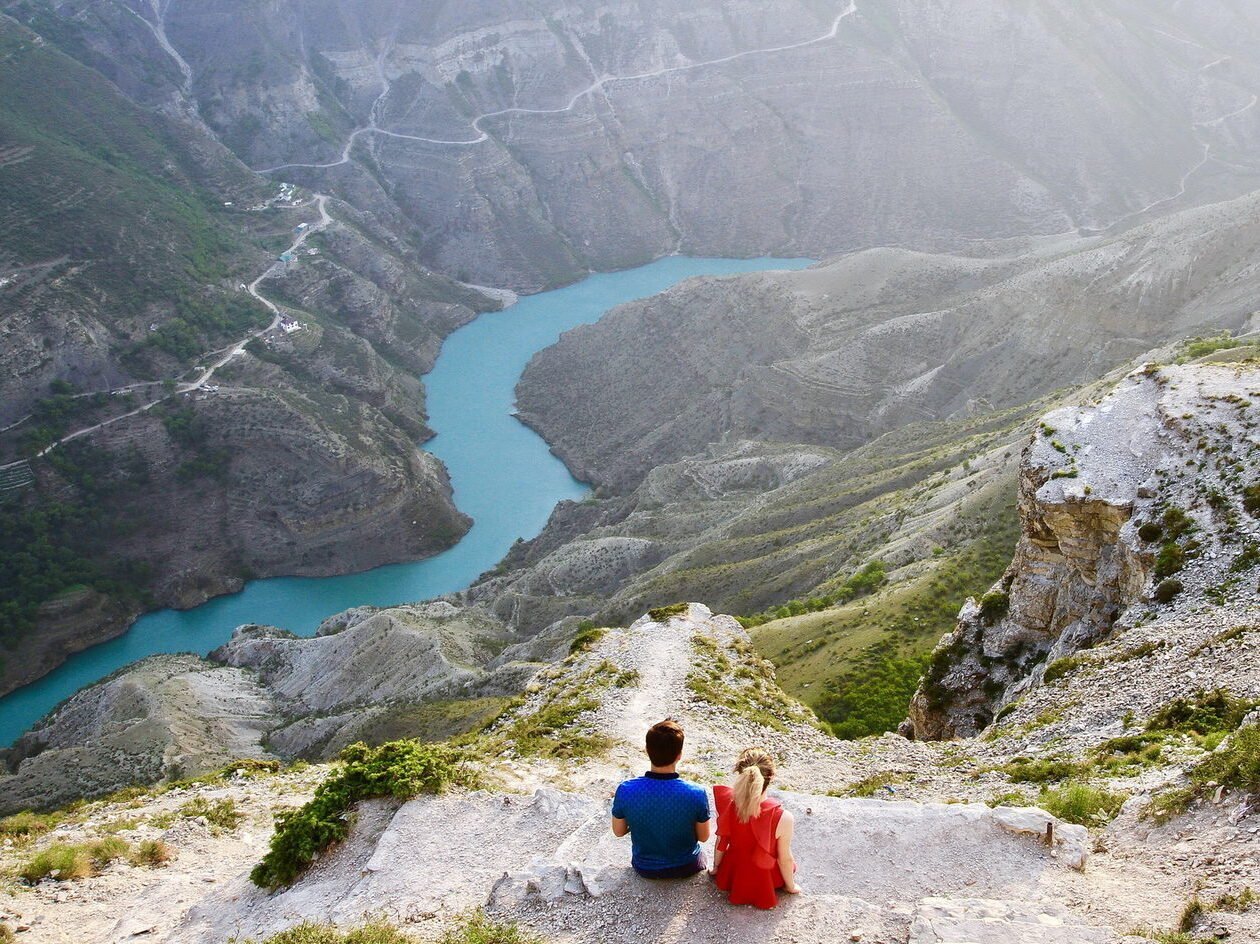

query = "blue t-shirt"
[{"left": 611, "top": 772, "right": 711, "bottom": 871}]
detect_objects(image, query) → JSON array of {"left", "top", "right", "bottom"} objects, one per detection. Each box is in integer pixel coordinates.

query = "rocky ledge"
[{"left": 907, "top": 361, "right": 1260, "bottom": 739}]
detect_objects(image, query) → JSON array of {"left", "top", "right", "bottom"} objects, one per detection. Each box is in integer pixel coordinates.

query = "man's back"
[{"left": 612, "top": 772, "right": 710, "bottom": 872}]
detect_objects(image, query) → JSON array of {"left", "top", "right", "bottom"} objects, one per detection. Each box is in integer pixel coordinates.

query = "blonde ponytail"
[{"left": 732, "top": 747, "right": 776, "bottom": 822}]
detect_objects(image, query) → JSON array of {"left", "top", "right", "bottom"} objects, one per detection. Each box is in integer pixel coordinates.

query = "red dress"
[{"left": 712, "top": 784, "right": 788, "bottom": 909}]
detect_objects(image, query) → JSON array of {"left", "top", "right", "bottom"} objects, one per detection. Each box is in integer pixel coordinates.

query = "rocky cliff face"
[{"left": 906, "top": 360, "right": 1260, "bottom": 739}]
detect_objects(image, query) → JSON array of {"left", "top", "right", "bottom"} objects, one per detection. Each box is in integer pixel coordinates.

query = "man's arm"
[
  {"left": 695, "top": 788, "right": 712, "bottom": 843},
  {"left": 610, "top": 785, "right": 629, "bottom": 837}
]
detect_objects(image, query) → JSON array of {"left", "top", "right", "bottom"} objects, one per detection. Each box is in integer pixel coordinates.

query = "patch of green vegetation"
[
  {"left": 1116, "top": 639, "right": 1164, "bottom": 662},
  {"left": 178, "top": 797, "right": 243, "bottom": 832},
  {"left": 1037, "top": 782, "right": 1127, "bottom": 826},
  {"left": 1174, "top": 887, "right": 1257, "bottom": 938},
  {"left": 128, "top": 839, "right": 174, "bottom": 868},
  {"left": 1179, "top": 332, "right": 1244, "bottom": 362},
  {"left": 251, "top": 741, "right": 479, "bottom": 889},
  {"left": 0, "top": 810, "right": 62, "bottom": 844},
  {"left": 1129, "top": 930, "right": 1213, "bottom": 944},
  {"left": 1147, "top": 690, "right": 1257, "bottom": 744},
  {"left": 997, "top": 756, "right": 1088, "bottom": 784},
  {"left": 0, "top": 439, "right": 155, "bottom": 651},
  {"left": 1244, "top": 484, "right": 1260, "bottom": 518},
  {"left": 831, "top": 771, "right": 909, "bottom": 798},
  {"left": 569, "top": 620, "right": 606, "bottom": 654},
  {"left": 1154, "top": 543, "right": 1185, "bottom": 581},
  {"left": 19, "top": 836, "right": 129, "bottom": 883},
  {"left": 1138, "top": 522, "right": 1164, "bottom": 543},
  {"left": 688, "top": 635, "right": 815, "bottom": 732},
  {"left": 1153, "top": 578, "right": 1185, "bottom": 604},
  {"left": 739, "top": 561, "right": 888, "bottom": 628},
  {"left": 648, "top": 603, "right": 689, "bottom": 622},
  {"left": 475, "top": 660, "right": 624, "bottom": 761},
  {"left": 347, "top": 697, "right": 512, "bottom": 749},
  {"left": 242, "top": 920, "right": 419, "bottom": 944},
  {"left": 1231, "top": 542, "right": 1260, "bottom": 573},
  {"left": 758, "top": 492, "right": 1020, "bottom": 738},
  {"left": 1145, "top": 708, "right": 1260, "bottom": 824},
  {"left": 1043, "top": 654, "right": 1088, "bottom": 684},
  {"left": 438, "top": 911, "right": 544, "bottom": 944},
  {"left": 978, "top": 589, "right": 1010, "bottom": 623}
]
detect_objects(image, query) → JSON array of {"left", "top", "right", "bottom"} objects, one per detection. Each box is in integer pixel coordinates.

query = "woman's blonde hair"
[{"left": 732, "top": 748, "right": 776, "bottom": 822}]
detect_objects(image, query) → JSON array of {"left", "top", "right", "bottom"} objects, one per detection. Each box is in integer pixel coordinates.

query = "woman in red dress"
[{"left": 711, "top": 748, "right": 801, "bottom": 908}]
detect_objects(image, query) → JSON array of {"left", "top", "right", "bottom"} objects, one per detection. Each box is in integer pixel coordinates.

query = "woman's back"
[{"left": 712, "top": 784, "right": 787, "bottom": 909}]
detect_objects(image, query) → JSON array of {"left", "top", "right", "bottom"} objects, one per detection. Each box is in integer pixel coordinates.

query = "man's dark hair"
[{"left": 646, "top": 719, "right": 685, "bottom": 767}]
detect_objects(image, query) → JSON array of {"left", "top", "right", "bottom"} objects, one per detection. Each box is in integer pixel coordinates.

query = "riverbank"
[{"left": 0, "top": 257, "right": 813, "bottom": 748}]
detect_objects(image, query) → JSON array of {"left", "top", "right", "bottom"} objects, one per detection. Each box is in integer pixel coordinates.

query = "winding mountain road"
[
  {"left": 258, "top": 2, "right": 859, "bottom": 173},
  {"left": 32, "top": 195, "right": 332, "bottom": 458}
]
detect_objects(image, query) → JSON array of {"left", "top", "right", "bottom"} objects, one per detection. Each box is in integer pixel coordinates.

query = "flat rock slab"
[{"left": 910, "top": 898, "right": 1127, "bottom": 944}]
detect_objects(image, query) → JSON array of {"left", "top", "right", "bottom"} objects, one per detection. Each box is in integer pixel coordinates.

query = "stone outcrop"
[{"left": 906, "top": 361, "right": 1260, "bottom": 739}]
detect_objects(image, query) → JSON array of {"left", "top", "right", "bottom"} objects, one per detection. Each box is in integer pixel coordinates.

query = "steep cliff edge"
[
  {"left": 907, "top": 360, "right": 1260, "bottom": 739},
  {"left": 5, "top": 604, "right": 1258, "bottom": 943}
]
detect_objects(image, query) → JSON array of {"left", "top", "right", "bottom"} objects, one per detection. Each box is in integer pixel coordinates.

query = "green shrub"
[
  {"left": 1148, "top": 690, "right": 1257, "bottom": 739},
  {"left": 1037, "top": 782, "right": 1127, "bottom": 826},
  {"left": 179, "top": 797, "right": 243, "bottom": 832},
  {"left": 1146, "top": 724, "right": 1260, "bottom": 823},
  {"left": 647, "top": 603, "right": 689, "bottom": 622},
  {"left": 1162, "top": 506, "right": 1196, "bottom": 541},
  {"left": 568, "top": 622, "right": 605, "bottom": 654},
  {"left": 978, "top": 590, "right": 1010, "bottom": 622},
  {"left": 816, "top": 644, "right": 929, "bottom": 740},
  {"left": 19, "top": 836, "right": 133, "bottom": 882},
  {"left": 251, "top": 740, "right": 477, "bottom": 889},
  {"left": 1154, "top": 579, "right": 1184, "bottom": 604},
  {"left": 0, "top": 810, "right": 61, "bottom": 843},
  {"left": 1245, "top": 484, "right": 1260, "bottom": 518},
  {"left": 1137, "top": 522, "right": 1164, "bottom": 543},
  {"left": 129, "top": 839, "right": 174, "bottom": 868},
  {"left": 1043, "top": 655, "right": 1087, "bottom": 684},
  {"left": 88, "top": 836, "right": 129, "bottom": 866},
  {"left": 1154, "top": 543, "right": 1185, "bottom": 580},
  {"left": 1231, "top": 543, "right": 1260, "bottom": 573},
  {"left": 999, "top": 757, "right": 1087, "bottom": 784},
  {"left": 248, "top": 920, "right": 419, "bottom": 944}
]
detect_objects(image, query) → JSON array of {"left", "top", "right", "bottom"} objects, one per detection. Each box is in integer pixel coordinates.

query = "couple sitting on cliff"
[{"left": 610, "top": 720, "right": 801, "bottom": 910}]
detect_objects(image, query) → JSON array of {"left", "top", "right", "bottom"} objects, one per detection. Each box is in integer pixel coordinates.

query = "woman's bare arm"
[{"left": 775, "top": 811, "right": 800, "bottom": 893}]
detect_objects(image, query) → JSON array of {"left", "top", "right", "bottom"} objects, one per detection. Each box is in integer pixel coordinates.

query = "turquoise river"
[{"left": 0, "top": 257, "right": 813, "bottom": 747}]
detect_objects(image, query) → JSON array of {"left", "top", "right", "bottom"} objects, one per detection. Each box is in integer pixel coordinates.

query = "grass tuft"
[{"left": 1037, "top": 782, "right": 1127, "bottom": 826}]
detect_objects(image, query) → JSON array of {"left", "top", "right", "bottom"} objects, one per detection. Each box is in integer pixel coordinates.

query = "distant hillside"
[{"left": 0, "top": 15, "right": 499, "bottom": 696}]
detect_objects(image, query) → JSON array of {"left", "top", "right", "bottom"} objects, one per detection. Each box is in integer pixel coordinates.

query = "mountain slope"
[
  {"left": 0, "top": 14, "right": 501, "bottom": 696},
  {"left": 15, "top": 0, "right": 1260, "bottom": 291},
  {"left": 517, "top": 192, "right": 1260, "bottom": 491}
]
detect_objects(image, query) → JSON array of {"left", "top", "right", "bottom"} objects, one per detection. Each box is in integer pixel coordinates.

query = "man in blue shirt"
[{"left": 611, "top": 719, "right": 711, "bottom": 878}]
